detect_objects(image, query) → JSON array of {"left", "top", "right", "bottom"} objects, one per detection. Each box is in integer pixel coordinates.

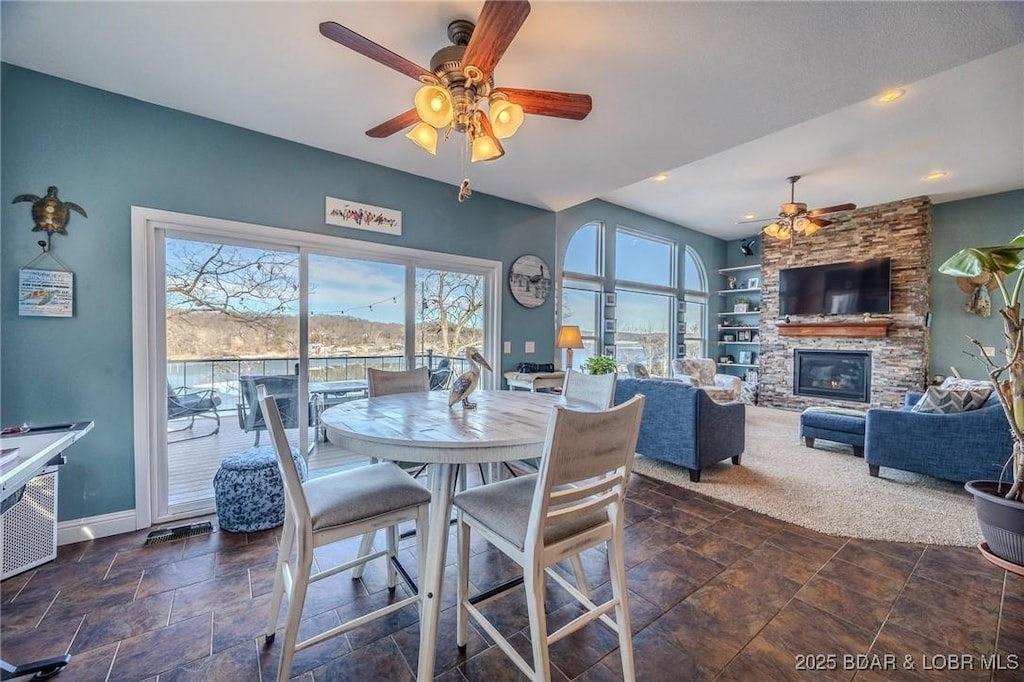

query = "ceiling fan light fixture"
[
  {"left": 763, "top": 222, "right": 782, "bottom": 239},
  {"left": 414, "top": 84, "right": 454, "bottom": 128},
  {"left": 489, "top": 98, "right": 524, "bottom": 139},
  {"left": 405, "top": 122, "right": 439, "bottom": 155}
]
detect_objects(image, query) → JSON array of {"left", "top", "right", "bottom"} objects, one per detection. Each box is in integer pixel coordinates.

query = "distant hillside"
[{"left": 166, "top": 311, "right": 478, "bottom": 359}]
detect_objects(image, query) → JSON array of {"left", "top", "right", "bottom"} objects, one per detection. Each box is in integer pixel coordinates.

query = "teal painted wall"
[
  {"left": 931, "top": 190, "right": 1024, "bottom": 380},
  {"left": 1, "top": 64, "right": 555, "bottom": 520}
]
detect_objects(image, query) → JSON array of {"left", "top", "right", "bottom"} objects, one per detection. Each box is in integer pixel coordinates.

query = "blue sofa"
[
  {"left": 614, "top": 378, "right": 745, "bottom": 482},
  {"left": 864, "top": 392, "right": 1013, "bottom": 482}
]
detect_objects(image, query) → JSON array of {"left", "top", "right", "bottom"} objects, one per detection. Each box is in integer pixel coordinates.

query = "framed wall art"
[
  {"left": 508, "top": 255, "right": 551, "bottom": 308},
  {"left": 604, "top": 292, "right": 617, "bottom": 307},
  {"left": 604, "top": 318, "right": 616, "bottom": 333}
]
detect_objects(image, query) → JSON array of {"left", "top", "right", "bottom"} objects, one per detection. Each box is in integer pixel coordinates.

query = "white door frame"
[{"left": 131, "top": 206, "right": 502, "bottom": 528}]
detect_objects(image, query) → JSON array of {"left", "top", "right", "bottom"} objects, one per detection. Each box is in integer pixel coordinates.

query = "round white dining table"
[{"left": 319, "top": 389, "right": 594, "bottom": 681}]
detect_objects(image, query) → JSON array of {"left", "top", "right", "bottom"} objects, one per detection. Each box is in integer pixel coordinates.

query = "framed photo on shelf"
[
  {"left": 745, "top": 370, "right": 759, "bottom": 384},
  {"left": 738, "top": 350, "right": 753, "bottom": 365},
  {"left": 604, "top": 292, "right": 617, "bottom": 307},
  {"left": 746, "top": 277, "right": 760, "bottom": 290},
  {"left": 604, "top": 318, "right": 616, "bottom": 333},
  {"left": 722, "top": 334, "right": 735, "bottom": 343},
  {"left": 738, "top": 330, "right": 751, "bottom": 342}
]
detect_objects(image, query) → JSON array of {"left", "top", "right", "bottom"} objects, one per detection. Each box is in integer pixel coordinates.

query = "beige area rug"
[{"left": 631, "top": 405, "right": 981, "bottom": 546}]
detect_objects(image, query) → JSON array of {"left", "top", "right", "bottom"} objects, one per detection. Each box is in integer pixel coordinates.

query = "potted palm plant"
[{"left": 938, "top": 229, "right": 1024, "bottom": 574}]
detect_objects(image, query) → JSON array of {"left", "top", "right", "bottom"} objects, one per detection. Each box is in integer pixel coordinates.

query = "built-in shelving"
[{"left": 716, "top": 262, "right": 761, "bottom": 391}]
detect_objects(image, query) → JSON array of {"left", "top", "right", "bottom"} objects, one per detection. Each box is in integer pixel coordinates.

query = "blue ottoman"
[
  {"left": 800, "top": 406, "right": 867, "bottom": 457},
  {"left": 214, "top": 446, "right": 306, "bottom": 533}
]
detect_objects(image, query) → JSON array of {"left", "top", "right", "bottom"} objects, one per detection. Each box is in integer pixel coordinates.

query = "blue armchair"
[
  {"left": 864, "top": 392, "right": 1012, "bottom": 482},
  {"left": 614, "top": 378, "right": 745, "bottom": 482}
]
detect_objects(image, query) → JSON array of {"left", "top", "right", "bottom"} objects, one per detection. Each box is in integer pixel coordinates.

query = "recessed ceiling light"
[
  {"left": 925, "top": 171, "right": 947, "bottom": 181},
  {"left": 652, "top": 174, "right": 669, "bottom": 182},
  {"left": 877, "top": 88, "right": 906, "bottom": 103},
  {"left": 744, "top": 213, "right": 756, "bottom": 220}
]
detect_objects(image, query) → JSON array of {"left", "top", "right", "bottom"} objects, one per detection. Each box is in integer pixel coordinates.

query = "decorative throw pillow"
[
  {"left": 633, "top": 364, "right": 650, "bottom": 379},
  {"left": 911, "top": 386, "right": 993, "bottom": 414}
]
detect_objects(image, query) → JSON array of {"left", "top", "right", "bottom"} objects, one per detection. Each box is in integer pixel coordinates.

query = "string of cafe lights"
[{"left": 312, "top": 294, "right": 403, "bottom": 317}]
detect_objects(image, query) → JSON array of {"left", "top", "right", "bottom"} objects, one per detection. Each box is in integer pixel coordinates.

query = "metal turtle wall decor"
[{"left": 12, "top": 186, "right": 87, "bottom": 248}]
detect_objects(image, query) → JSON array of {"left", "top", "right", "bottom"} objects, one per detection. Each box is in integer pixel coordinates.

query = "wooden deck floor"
[{"left": 166, "top": 413, "right": 366, "bottom": 510}]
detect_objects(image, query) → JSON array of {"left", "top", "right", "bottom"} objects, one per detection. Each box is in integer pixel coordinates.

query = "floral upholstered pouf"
[{"left": 213, "top": 446, "right": 306, "bottom": 532}]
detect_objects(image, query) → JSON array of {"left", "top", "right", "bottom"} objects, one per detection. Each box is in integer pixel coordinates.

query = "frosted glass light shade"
[
  {"left": 471, "top": 134, "right": 503, "bottom": 162},
  {"left": 413, "top": 85, "right": 454, "bottom": 128},
  {"left": 489, "top": 99, "right": 524, "bottom": 139},
  {"left": 406, "top": 122, "right": 438, "bottom": 155}
]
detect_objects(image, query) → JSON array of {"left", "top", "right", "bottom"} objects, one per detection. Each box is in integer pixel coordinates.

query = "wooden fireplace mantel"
[{"left": 776, "top": 320, "right": 892, "bottom": 338}]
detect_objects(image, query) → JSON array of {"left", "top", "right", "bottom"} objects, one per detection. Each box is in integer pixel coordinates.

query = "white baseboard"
[{"left": 57, "top": 509, "right": 140, "bottom": 545}]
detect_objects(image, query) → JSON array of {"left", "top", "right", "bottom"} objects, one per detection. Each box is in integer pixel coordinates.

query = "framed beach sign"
[{"left": 19, "top": 268, "right": 73, "bottom": 317}]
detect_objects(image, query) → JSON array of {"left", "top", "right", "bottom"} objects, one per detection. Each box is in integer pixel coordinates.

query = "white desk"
[
  {"left": 1, "top": 421, "right": 92, "bottom": 681},
  {"left": 320, "top": 390, "right": 595, "bottom": 681}
]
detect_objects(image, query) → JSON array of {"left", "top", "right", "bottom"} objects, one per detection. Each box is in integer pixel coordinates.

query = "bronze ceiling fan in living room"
[
  {"left": 740, "top": 175, "right": 856, "bottom": 242},
  {"left": 319, "top": 0, "right": 592, "bottom": 199}
]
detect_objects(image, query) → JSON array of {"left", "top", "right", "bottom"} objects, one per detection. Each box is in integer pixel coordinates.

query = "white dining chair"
[
  {"left": 506, "top": 369, "right": 619, "bottom": 598},
  {"left": 258, "top": 387, "right": 431, "bottom": 682},
  {"left": 453, "top": 394, "right": 645, "bottom": 682}
]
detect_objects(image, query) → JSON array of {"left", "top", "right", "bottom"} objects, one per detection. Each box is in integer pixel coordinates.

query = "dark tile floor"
[{"left": 2, "top": 473, "right": 1022, "bottom": 681}]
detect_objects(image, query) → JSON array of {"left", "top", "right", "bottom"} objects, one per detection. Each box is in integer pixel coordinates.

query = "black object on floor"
[{"left": 144, "top": 521, "right": 213, "bottom": 546}]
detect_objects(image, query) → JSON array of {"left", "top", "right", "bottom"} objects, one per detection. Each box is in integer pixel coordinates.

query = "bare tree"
[
  {"left": 417, "top": 270, "right": 484, "bottom": 358},
  {"left": 166, "top": 241, "right": 299, "bottom": 324}
]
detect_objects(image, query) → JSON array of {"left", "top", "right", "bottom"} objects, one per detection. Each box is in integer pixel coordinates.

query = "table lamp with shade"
[{"left": 556, "top": 325, "right": 585, "bottom": 370}]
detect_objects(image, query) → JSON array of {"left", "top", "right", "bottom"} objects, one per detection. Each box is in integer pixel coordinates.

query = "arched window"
[{"left": 682, "top": 246, "right": 708, "bottom": 359}]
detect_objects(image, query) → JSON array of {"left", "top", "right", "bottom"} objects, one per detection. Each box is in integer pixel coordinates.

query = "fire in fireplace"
[{"left": 793, "top": 349, "right": 872, "bottom": 403}]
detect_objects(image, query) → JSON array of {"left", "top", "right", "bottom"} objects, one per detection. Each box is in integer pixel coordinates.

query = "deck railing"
[{"left": 168, "top": 352, "right": 467, "bottom": 410}]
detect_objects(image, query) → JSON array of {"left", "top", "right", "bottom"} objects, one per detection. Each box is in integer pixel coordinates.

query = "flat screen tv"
[{"left": 779, "top": 258, "right": 891, "bottom": 316}]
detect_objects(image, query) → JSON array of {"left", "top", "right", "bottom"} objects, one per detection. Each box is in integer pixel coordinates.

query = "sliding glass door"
[
  {"left": 164, "top": 235, "right": 299, "bottom": 517},
  {"left": 141, "top": 210, "right": 500, "bottom": 524}
]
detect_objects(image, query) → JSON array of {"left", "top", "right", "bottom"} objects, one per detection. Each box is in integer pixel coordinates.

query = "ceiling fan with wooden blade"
[
  {"left": 319, "top": 0, "right": 592, "bottom": 163},
  {"left": 738, "top": 175, "right": 856, "bottom": 241}
]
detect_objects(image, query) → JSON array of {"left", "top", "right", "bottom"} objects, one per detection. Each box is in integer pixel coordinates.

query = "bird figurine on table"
[
  {"left": 448, "top": 346, "right": 493, "bottom": 410},
  {"left": 12, "top": 186, "right": 87, "bottom": 236}
]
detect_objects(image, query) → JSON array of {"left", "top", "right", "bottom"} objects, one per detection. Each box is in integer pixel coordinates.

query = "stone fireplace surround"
[{"left": 757, "top": 196, "right": 931, "bottom": 410}]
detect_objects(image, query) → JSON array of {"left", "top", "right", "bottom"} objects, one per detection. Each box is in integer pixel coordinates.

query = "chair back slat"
[
  {"left": 257, "top": 387, "right": 309, "bottom": 528},
  {"left": 367, "top": 366, "right": 430, "bottom": 397},
  {"left": 528, "top": 395, "right": 644, "bottom": 550},
  {"left": 562, "top": 370, "right": 617, "bottom": 409}
]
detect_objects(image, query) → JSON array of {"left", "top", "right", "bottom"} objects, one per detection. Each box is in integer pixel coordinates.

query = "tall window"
[
  {"left": 560, "top": 223, "right": 711, "bottom": 377},
  {"left": 615, "top": 229, "right": 675, "bottom": 376},
  {"left": 683, "top": 246, "right": 708, "bottom": 359},
  {"left": 560, "top": 222, "right": 602, "bottom": 370}
]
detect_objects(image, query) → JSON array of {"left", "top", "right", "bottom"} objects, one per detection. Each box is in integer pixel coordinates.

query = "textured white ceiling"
[{"left": 2, "top": 1, "right": 1022, "bottom": 239}]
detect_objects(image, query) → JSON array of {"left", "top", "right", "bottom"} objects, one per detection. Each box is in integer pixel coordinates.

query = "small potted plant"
[
  {"left": 938, "top": 229, "right": 1024, "bottom": 574},
  {"left": 733, "top": 297, "right": 752, "bottom": 313},
  {"left": 581, "top": 355, "right": 618, "bottom": 375}
]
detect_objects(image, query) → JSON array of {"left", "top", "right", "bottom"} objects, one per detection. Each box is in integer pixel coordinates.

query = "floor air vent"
[{"left": 144, "top": 521, "right": 213, "bottom": 546}]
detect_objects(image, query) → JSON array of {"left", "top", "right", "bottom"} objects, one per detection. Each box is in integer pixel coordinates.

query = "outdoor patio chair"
[
  {"left": 167, "top": 380, "right": 222, "bottom": 440},
  {"left": 237, "top": 375, "right": 311, "bottom": 446},
  {"left": 453, "top": 395, "right": 645, "bottom": 681}
]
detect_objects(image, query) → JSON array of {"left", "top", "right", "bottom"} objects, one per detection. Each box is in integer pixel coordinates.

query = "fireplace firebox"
[{"left": 793, "top": 350, "right": 871, "bottom": 403}]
